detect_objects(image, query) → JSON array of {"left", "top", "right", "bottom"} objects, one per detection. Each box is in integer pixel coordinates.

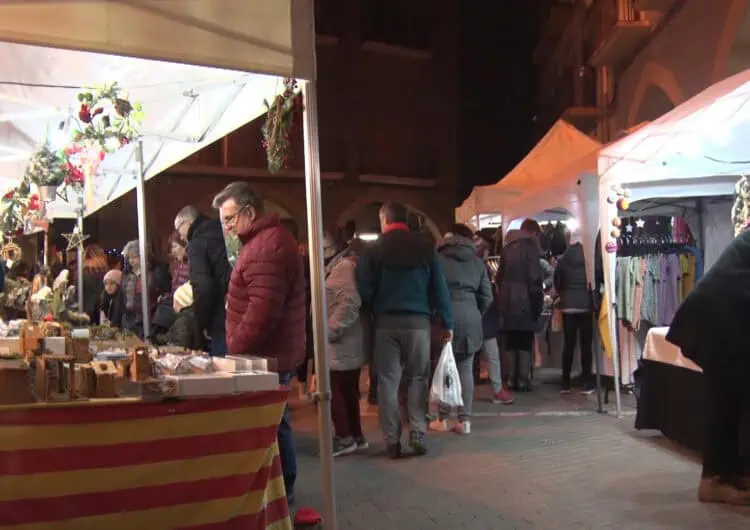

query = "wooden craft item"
[
  {"left": 74, "top": 363, "right": 96, "bottom": 398},
  {"left": 0, "top": 363, "right": 33, "bottom": 404},
  {"left": 91, "top": 360, "right": 118, "bottom": 398},
  {"left": 35, "top": 355, "right": 75, "bottom": 402},
  {"left": 129, "top": 347, "right": 152, "bottom": 382},
  {"left": 72, "top": 338, "right": 92, "bottom": 363}
]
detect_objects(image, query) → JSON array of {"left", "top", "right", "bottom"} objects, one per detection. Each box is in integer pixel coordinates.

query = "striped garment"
[{"left": 0, "top": 391, "right": 292, "bottom": 530}]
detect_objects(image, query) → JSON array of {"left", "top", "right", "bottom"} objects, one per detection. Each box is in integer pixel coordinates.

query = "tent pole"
[
  {"left": 135, "top": 140, "right": 151, "bottom": 340},
  {"left": 76, "top": 195, "right": 84, "bottom": 311},
  {"left": 301, "top": 79, "right": 337, "bottom": 529},
  {"left": 611, "top": 302, "right": 623, "bottom": 417},
  {"left": 590, "top": 286, "right": 604, "bottom": 414}
]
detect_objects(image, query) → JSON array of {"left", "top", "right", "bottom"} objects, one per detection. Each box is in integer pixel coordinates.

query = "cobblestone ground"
[{"left": 289, "top": 370, "right": 750, "bottom": 529}]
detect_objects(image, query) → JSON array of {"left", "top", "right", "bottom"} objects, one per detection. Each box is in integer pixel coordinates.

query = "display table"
[
  {"left": 635, "top": 327, "right": 707, "bottom": 453},
  {"left": 0, "top": 390, "right": 292, "bottom": 530}
]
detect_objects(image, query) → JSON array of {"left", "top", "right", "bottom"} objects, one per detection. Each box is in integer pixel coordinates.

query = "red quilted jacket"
[{"left": 225, "top": 213, "right": 306, "bottom": 373}]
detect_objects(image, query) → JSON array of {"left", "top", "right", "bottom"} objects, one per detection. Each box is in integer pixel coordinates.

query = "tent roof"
[
  {"left": 599, "top": 68, "right": 750, "bottom": 201},
  {"left": 456, "top": 119, "right": 601, "bottom": 222},
  {"left": 0, "top": 0, "right": 316, "bottom": 219}
]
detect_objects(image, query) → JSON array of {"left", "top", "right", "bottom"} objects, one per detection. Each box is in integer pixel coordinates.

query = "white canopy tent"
[
  {"left": 0, "top": 1, "right": 338, "bottom": 527},
  {"left": 455, "top": 119, "right": 602, "bottom": 224},
  {"left": 597, "top": 69, "right": 750, "bottom": 413}
]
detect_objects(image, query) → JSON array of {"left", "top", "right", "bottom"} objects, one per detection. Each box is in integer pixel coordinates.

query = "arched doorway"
[
  {"left": 264, "top": 199, "right": 299, "bottom": 240},
  {"left": 336, "top": 201, "right": 442, "bottom": 242}
]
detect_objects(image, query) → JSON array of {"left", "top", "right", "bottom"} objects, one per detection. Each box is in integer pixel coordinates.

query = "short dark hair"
[
  {"left": 380, "top": 202, "right": 408, "bottom": 224},
  {"left": 450, "top": 223, "right": 474, "bottom": 239},
  {"left": 212, "top": 181, "right": 264, "bottom": 213},
  {"left": 521, "top": 218, "right": 542, "bottom": 235}
]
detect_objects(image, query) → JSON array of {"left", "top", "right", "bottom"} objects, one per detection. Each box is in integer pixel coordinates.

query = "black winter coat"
[
  {"left": 155, "top": 306, "right": 204, "bottom": 350},
  {"left": 187, "top": 215, "right": 232, "bottom": 339},
  {"left": 99, "top": 290, "right": 125, "bottom": 328},
  {"left": 495, "top": 230, "right": 544, "bottom": 332},
  {"left": 554, "top": 242, "right": 591, "bottom": 312},
  {"left": 667, "top": 229, "right": 750, "bottom": 380}
]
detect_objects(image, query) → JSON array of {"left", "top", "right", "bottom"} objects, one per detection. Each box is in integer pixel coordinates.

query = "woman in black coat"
[{"left": 667, "top": 228, "right": 750, "bottom": 505}]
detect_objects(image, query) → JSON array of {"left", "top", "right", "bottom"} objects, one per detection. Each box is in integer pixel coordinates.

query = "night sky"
[{"left": 458, "top": 0, "right": 538, "bottom": 201}]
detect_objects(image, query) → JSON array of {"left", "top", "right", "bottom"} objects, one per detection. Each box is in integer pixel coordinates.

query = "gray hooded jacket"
[{"left": 438, "top": 235, "right": 493, "bottom": 358}]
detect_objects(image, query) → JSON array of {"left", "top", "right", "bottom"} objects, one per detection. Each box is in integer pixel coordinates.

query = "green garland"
[
  {"left": 261, "top": 78, "right": 302, "bottom": 174},
  {"left": 23, "top": 143, "right": 67, "bottom": 187}
]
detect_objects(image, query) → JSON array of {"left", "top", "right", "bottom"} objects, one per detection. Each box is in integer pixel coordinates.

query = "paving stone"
[{"left": 289, "top": 371, "right": 750, "bottom": 529}]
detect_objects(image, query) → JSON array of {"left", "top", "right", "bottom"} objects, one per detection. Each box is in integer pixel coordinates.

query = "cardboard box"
[
  {"left": 214, "top": 355, "right": 271, "bottom": 373},
  {"left": 44, "top": 337, "right": 67, "bottom": 355},
  {"left": 231, "top": 371, "right": 279, "bottom": 393},
  {"left": 161, "top": 373, "right": 235, "bottom": 397},
  {"left": 91, "top": 360, "right": 118, "bottom": 398},
  {"left": 0, "top": 337, "right": 22, "bottom": 357}
]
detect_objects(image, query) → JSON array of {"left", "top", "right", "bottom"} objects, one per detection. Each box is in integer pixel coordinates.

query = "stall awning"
[
  {"left": 0, "top": 0, "right": 316, "bottom": 219},
  {"left": 456, "top": 119, "right": 601, "bottom": 223},
  {"left": 598, "top": 68, "right": 750, "bottom": 200}
]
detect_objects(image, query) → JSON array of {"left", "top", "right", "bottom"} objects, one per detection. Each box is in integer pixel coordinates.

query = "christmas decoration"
[
  {"left": 62, "top": 227, "right": 90, "bottom": 250},
  {"left": 635, "top": 218, "right": 645, "bottom": 228},
  {"left": 261, "top": 78, "right": 302, "bottom": 174},
  {"left": 625, "top": 223, "right": 633, "bottom": 233},
  {"left": 617, "top": 197, "right": 630, "bottom": 211},
  {"left": 611, "top": 217, "right": 622, "bottom": 227},
  {"left": 72, "top": 82, "right": 144, "bottom": 154},
  {"left": 610, "top": 229, "right": 621, "bottom": 238},
  {"left": 0, "top": 181, "right": 39, "bottom": 239},
  {"left": 605, "top": 241, "right": 619, "bottom": 253},
  {"left": 23, "top": 143, "right": 66, "bottom": 188}
]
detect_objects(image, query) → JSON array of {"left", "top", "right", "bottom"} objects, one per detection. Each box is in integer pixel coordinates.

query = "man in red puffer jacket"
[{"left": 212, "top": 181, "right": 306, "bottom": 504}]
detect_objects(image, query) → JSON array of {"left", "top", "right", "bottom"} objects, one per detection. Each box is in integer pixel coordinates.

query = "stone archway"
[
  {"left": 626, "top": 61, "right": 684, "bottom": 127},
  {"left": 263, "top": 198, "right": 300, "bottom": 240},
  {"left": 712, "top": 0, "right": 750, "bottom": 81}
]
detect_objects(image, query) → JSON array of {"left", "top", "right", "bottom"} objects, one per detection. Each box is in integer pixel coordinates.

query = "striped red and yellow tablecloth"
[{"left": 0, "top": 390, "right": 292, "bottom": 530}]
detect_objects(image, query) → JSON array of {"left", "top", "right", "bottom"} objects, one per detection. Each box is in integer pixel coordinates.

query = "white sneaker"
[
  {"left": 429, "top": 419, "right": 448, "bottom": 432},
  {"left": 451, "top": 421, "right": 471, "bottom": 435}
]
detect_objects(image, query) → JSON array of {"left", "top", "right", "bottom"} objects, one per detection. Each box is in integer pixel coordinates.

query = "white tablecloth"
[{"left": 642, "top": 327, "right": 702, "bottom": 373}]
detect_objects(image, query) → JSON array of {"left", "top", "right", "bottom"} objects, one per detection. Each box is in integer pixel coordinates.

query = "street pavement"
[{"left": 288, "top": 370, "right": 750, "bottom": 529}]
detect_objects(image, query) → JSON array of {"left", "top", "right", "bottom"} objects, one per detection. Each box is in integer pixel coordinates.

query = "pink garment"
[
  {"left": 673, "top": 216, "right": 692, "bottom": 244},
  {"left": 631, "top": 258, "right": 645, "bottom": 330}
]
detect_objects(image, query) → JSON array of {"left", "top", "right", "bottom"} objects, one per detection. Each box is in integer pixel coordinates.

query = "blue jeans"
[
  {"left": 277, "top": 372, "right": 297, "bottom": 497},
  {"left": 209, "top": 330, "right": 227, "bottom": 357}
]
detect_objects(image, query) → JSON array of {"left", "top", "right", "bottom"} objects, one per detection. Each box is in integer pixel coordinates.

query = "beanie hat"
[
  {"left": 173, "top": 282, "right": 193, "bottom": 309},
  {"left": 103, "top": 269, "right": 122, "bottom": 286}
]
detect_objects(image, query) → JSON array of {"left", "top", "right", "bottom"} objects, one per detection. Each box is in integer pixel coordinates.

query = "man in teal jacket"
[{"left": 356, "top": 202, "right": 453, "bottom": 458}]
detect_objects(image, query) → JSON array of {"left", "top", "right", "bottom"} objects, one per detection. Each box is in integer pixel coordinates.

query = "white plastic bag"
[{"left": 429, "top": 342, "right": 463, "bottom": 408}]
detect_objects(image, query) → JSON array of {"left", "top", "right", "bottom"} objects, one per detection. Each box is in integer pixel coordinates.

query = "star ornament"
[
  {"left": 62, "top": 228, "right": 90, "bottom": 250},
  {"left": 635, "top": 218, "right": 646, "bottom": 229}
]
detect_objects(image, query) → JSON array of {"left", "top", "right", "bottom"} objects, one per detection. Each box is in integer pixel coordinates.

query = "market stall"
[
  {"left": 598, "top": 67, "right": 750, "bottom": 442},
  {"left": 455, "top": 119, "right": 602, "bottom": 225},
  {"left": 0, "top": 1, "right": 337, "bottom": 528}
]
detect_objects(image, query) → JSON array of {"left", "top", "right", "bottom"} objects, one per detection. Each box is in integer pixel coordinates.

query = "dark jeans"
[
  {"left": 277, "top": 372, "right": 297, "bottom": 497},
  {"left": 330, "top": 369, "right": 364, "bottom": 439},
  {"left": 703, "top": 369, "right": 747, "bottom": 482},
  {"left": 368, "top": 362, "right": 378, "bottom": 404},
  {"left": 209, "top": 330, "right": 227, "bottom": 357},
  {"left": 562, "top": 312, "right": 593, "bottom": 383}
]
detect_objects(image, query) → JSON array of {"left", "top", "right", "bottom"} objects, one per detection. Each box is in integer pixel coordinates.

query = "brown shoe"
[{"left": 698, "top": 477, "right": 750, "bottom": 505}]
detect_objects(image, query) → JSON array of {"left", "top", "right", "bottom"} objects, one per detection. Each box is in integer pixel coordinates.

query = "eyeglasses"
[{"left": 221, "top": 206, "right": 247, "bottom": 227}]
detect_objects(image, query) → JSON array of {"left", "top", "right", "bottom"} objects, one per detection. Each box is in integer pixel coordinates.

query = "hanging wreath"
[
  {"left": 0, "top": 181, "right": 41, "bottom": 239},
  {"left": 23, "top": 144, "right": 66, "bottom": 187},
  {"left": 261, "top": 78, "right": 303, "bottom": 174},
  {"left": 73, "top": 82, "right": 144, "bottom": 154}
]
